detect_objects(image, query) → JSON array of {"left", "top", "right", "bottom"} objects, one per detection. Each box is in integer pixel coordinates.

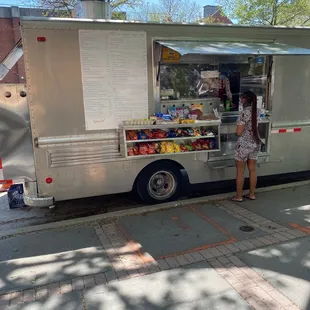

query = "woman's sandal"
[
  {"left": 244, "top": 195, "right": 256, "bottom": 201},
  {"left": 232, "top": 197, "right": 243, "bottom": 202}
]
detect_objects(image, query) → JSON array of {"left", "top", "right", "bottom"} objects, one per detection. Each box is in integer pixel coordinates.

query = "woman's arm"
[
  {"left": 235, "top": 124, "right": 245, "bottom": 136},
  {"left": 224, "top": 77, "right": 232, "bottom": 101},
  {"left": 235, "top": 111, "right": 246, "bottom": 136}
]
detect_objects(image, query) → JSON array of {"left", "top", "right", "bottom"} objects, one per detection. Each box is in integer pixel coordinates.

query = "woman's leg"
[
  {"left": 247, "top": 159, "right": 257, "bottom": 199},
  {"left": 235, "top": 160, "right": 246, "bottom": 200}
]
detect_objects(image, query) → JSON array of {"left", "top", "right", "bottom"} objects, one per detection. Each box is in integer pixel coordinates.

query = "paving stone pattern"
[{"left": 1, "top": 199, "right": 309, "bottom": 310}]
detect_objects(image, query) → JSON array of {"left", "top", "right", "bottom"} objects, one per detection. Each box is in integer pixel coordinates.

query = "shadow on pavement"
[
  {"left": 2, "top": 235, "right": 310, "bottom": 310},
  {"left": 238, "top": 237, "right": 310, "bottom": 310},
  {"left": 0, "top": 226, "right": 111, "bottom": 293},
  {"left": 240, "top": 184, "right": 310, "bottom": 228},
  {"left": 0, "top": 184, "right": 310, "bottom": 309}
]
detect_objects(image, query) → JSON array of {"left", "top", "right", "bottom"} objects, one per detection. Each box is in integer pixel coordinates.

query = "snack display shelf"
[
  {"left": 126, "top": 135, "right": 216, "bottom": 143},
  {"left": 121, "top": 121, "right": 221, "bottom": 159},
  {"left": 121, "top": 119, "right": 221, "bottom": 130}
]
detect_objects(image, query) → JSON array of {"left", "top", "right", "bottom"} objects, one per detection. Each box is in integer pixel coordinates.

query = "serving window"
[
  {"left": 159, "top": 57, "right": 270, "bottom": 112},
  {"left": 156, "top": 39, "right": 310, "bottom": 114}
]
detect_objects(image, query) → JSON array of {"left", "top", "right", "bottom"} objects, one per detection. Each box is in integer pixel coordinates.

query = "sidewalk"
[{"left": 0, "top": 183, "right": 309, "bottom": 309}]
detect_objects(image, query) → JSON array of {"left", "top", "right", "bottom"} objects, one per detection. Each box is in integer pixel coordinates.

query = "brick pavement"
[{"left": 0, "top": 199, "right": 309, "bottom": 309}]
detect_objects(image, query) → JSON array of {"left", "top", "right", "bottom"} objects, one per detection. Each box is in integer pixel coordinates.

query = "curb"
[{"left": 1, "top": 179, "right": 310, "bottom": 240}]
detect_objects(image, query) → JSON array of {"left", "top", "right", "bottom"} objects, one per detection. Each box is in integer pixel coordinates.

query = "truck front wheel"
[{"left": 136, "top": 163, "right": 183, "bottom": 204}]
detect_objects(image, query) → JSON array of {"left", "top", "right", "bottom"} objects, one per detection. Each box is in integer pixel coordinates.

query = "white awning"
[
  {"left": 0, "top": 39, "right": 23, "bottom": 81},
  {"left": 157, "top": 40, "right": 310, "bottom": 56}
]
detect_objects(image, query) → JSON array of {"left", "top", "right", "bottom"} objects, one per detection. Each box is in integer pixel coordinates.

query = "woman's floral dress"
[{"left": 235, "top": 107, "right": 261, "bottom": 162}]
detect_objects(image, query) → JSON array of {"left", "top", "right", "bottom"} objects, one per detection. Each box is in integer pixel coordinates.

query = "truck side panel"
[
  {"left": 21, "top": 20, "right": 310, "bottom": 201},
  {"left": 0, "top": 84, "right": 35, "bottom": 183}
]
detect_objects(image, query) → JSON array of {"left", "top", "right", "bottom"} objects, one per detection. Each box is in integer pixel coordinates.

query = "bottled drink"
[{"left": 225, "top": 99, "right": 231, "bottom": 112}]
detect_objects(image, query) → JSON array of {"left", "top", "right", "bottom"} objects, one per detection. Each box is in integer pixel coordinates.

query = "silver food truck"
[{"left": 1, "top": 15, "right": 310, "bottom": 207}]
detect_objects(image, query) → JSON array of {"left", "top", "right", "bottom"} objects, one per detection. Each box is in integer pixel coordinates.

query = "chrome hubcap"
[{"left": 148, "top": 171, "right": 176, "bottom": 200}]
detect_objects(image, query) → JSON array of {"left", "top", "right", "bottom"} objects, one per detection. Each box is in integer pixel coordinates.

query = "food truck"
[{"left": 1, "top": 17, "right": 310, "bottom": 207}]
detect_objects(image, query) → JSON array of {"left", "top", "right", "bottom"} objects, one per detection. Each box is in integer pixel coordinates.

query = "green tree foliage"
[
  {"left": 133, "top": 0, "right": 201, "bottom": 23},
  {"left": 218, "top": 0, "right": 310, "bottom": 26},
  {"left": 34, "top": 0, "right": 141, "bottom": 18}
]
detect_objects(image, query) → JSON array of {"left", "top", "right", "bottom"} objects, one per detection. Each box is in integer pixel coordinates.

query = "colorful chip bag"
[
  {"left": 173, "top": 143, "right": 181, "bottom": 153},
  {"left": 148, "top": 143, "right": 156, "bottom": 154},
  {"left": 138, "top": 131, "right": 148, "bottom": 140},
  {"left": 127, "top": 130, "right": 138, "bottom": 141},
  {"left": 139, "top": 143, "right": 149, "bottom": 155}
]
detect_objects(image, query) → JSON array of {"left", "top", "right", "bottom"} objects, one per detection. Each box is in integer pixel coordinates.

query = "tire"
[{"left": 135, "top": 162, "right": 183, "bottom": 204}]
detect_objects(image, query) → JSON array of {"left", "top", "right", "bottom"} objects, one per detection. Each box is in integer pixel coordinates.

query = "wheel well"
[{"left": 133, "top": 159, "right": 189, "bottom": 190}]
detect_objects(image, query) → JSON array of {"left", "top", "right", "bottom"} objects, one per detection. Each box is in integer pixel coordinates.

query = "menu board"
[{"left": 79, "top": 30, "right": 148, "bottom": 130}]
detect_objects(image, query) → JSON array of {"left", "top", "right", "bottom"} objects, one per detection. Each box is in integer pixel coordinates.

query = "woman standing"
[{"left": 233, "top": 91, "right": 261, "bottom": 202}]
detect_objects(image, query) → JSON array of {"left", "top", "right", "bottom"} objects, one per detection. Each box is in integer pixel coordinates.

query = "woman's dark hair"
[{"left": 242, "top": 91, "right": 260, "bottom": 143}]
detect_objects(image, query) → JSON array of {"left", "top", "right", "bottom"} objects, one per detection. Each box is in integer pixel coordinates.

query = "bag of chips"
[
  {"left": 148, "top": 143, "right": 156, "bottom": 154},
  {"left": 127, "top": 130, "right": 138, "bottom": 141},
  {"left": 180, "top": 145, "right": 188, "bottom": 152},
  {"left": 128, "top": 147, "right": 135, "bottom": 156},
  {"left": 153, "top": 130, "right": 167, "bottom": 139},
  {"left": 138, "top": 131, "right": 148, "bottom": 140},
  {"left": 139, "top": 144, "right": 149, "bottom": 155},
  {"left": 166, "top": 142, "right": 175, "bottom": 153},
  {"left": 173, "top": 143, "right": 181, "bottom": 153}
]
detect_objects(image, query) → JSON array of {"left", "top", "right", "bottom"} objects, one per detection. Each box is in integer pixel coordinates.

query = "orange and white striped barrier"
[
  {"left": 271, "top": 128, "right": 302, "bottom": 134},
  {"left": 0, "top": 159, "right": 13, "bottom": 192}
]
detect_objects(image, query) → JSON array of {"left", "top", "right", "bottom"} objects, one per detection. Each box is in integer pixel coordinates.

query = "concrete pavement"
[
  {"left": 239, "top": 237, "right": 310, "bottom": 310},
  {"left": 0, "top": 183, "right": 309, "bottom": 309}
]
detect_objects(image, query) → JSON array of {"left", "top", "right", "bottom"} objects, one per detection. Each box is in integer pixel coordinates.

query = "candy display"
[
  {"left": 154, "top": 104, "right": 218, "bottom": 124},
  {"left": 123, "top": 102, "right": 219, "bottom": 128}
]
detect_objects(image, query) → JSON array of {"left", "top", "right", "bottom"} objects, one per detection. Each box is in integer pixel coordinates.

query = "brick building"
[
  {"left": 203, "top": 5, "right": 233, "bottom": 24},
  {"left": 0, "top": 6, "right": 50, "bottom": 84}
]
